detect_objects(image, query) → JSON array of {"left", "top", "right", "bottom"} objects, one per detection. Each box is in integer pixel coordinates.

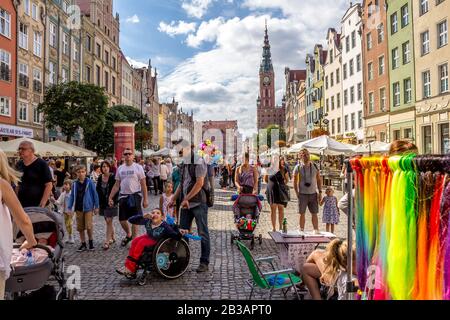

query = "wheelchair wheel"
[{"left": 152, "top": 238, "right": 190, "bottom": 280}]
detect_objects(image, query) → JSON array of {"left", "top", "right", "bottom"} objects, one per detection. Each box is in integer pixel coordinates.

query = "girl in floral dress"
[{"left": 320, "top": 187, "right": 339, "bottom": 233}]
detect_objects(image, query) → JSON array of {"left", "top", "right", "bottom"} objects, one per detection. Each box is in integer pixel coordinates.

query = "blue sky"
[{"left": 113, "top": 0, "right": 352, "bottom": 138}]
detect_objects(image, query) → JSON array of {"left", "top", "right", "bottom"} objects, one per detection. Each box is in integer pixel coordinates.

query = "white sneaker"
[{"left": 67, "top": 235, "right": 75, "bottom": 244}]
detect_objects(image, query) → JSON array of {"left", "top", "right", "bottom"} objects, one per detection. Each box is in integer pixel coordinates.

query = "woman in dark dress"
[
  {"left": 96, "top": 160, "right": 118, "bottom": 250},
  {"left": 264, "top": 157, "right": 290, "bottom": 232}
]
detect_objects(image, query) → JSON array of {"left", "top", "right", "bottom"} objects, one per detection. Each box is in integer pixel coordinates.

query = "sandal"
[
  {"left": 103, "top": 242, "right": 110, "bottom": 250},
  {"left": 121, "top": 236, "right": 132, "bottom": 247}
]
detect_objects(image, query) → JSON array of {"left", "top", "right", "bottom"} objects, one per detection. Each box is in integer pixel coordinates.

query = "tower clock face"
[{"left": 263, "top": 76, "right": 270, "bottom": 85}]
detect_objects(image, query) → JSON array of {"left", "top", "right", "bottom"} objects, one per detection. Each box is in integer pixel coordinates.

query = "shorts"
[
  {"left": 119, "top": 193, "right": 143, "bottom": 222},
  {"left": 100, "top": 206, "right": 118, "bottom": 218},
  {"left": 76, "top": 211, "right": 93, "bottom": 232},
  {"left": 298, "top": 193, "right": 319, "bottom": 214}
]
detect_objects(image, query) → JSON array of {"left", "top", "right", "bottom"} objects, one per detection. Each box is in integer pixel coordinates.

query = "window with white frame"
[
  {"left": 24, "top": 0, "right": 30, "bottom": 15},
  {"left": 19, "top": 62, "right": 28, "bottom": 77},
  {"left": 404, "top": 78, "right": 412, "bottom": 103},
  {"left": 420, "top": 0, "right": 429, "bottom": 15},
  {"left": 62, "top": 0, "right": 68, "bottom": 13},
  {"left": 0, "top": 97, "right": 11, "bottom": 116},
  {"left": 421, "top": 31, "right": 430, "bottom": 55},
  {"left": 73, "top": 42, "right": 79, "bottom": 61},
  {"left": 349, "top": 59, "right": 354, "bottom": 76},
  {"left": 0, "top": 49, "right": 11, "bottom": 81},
  {"left": 344, "top": 89, "right": 348, "bottom": 105},
  {"left": 352, "top": 31, "right": 356, "bottom": 48},
  {"left": 337, "top": 117, "right": 341, "bottom": 133},
  {"left": 351, "top": 113, "right": 355, "bottom": 130},
  {"left": 367, "top": 32, "right": 373, "bottom": 50},
  {"left": 337, "top": 93, "right": 341, "bottom": 108},
  {"left": 358, "top": 111, "right": 363, "bottom": 129},
  {"left": 357, "top": 54, "right": 361, "bottom": 72},
  {"left": 19, "top": 23, "right": 28, "bottom": 50},
  {"left": 392, "top": 48, "right": 399, "bottom": 69},
  {"left": 32, "top": 3, "right": 38, "bottom": 21},
  {"left": 391, "top": 13, "right": 398, "bottom": 34},
  {"left": 393, "top": 82, "right": 400, "bottom": 106},
  {"left": 440, "top": 63, "right": 449, "bottom": 93},
  {"left": 0, "top": 8, "right": 11, "bottom": 38},
  {"left": 336, "top": 68, "right": 340, "bottom": 83},
  {"left": 368, "top": 92, "right": 375, "bottom": 113},
  {"left": 62, "top": 32, "right": 69, "bottom": 55},
  {"left": 49, "top": 61, "right": 56, "bottom": 84},
  {"left": 402, "top": 41, "right": 411, "bottom": 64},
  {"left": 331, "top": 96, "right": 335, "bottom": 110},
  {"left": 49, "top": 23, "right": 57, "bottom": 47},
  {"left": 377, "top": 23, "right": 384, "bottom": 43},
  {"left": 423, "top": 70, "right": 431, "bottom": 98},
  {"left": 380, "top": 87, "right": 386, "bottom": 110},
  {"left": 346, "top": 36, "right": 350, "bottom": 52},
  {"left": 401, "top": 4, "right": 409, "bottom": 27},
  {"left": 343, "top": 63, "right": 347, "bottom": 79},
  {"left": 330, "top": 73, "right": 334, "bottom": 87},
  {"left": 19, "top": 102, "right": 28, "bottom": 121},
  {"left": 438, "top": 20, "right": 448, "bottom": 48},
  {"left": 379, "top": 56, "right": 385, "bottom": 75},
  {"left": 33, "top": 104, "right": 41, "bottom": 123},
  {"left": 62, "top": 68, "right": 68, "bottom": 83},
  {"left": 332, "top": 119, "right": 335, "bottom": 134},
  {"left": 368, "top": 62, "right": 374, "bottom": 80},
  {"left": 345, "top": 115, "right": 349, "bottom": 131},
  {"left": 33, "top": 68, "right": 41, "bottom": 81},
  {"left": 357, "top": 82, "right": 362, "bottom": 101},
  {"left": 33, "top": 31, "right": 41, "bottom": 57},
  {"left": 350, "top": 86, "right": 355, "bottom": 103}
]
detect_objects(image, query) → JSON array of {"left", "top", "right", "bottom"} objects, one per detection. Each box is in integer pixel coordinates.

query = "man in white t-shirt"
[{"left": 109, "top": 148, "right": 149, "bottom": 246}]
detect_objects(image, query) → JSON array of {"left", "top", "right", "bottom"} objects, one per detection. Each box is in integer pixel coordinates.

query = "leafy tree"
[
  {"left": 38, "top": 81, "right": 108, "bottom": 143},
  {"left": 83, "top": 105, "right": 152, "bottom": 157},
  {"left": 263, "top": 124, "right": 286, "bottom": 149}
]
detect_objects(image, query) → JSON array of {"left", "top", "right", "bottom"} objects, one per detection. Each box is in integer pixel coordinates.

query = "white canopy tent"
[
  {"left": 48, "top": 140, "right": 97, "bottom": 157},
  {"left": 0, "top": 138, "right": 70, "bottom": 157},
  {"left": 152, "top": 147, "right": 171, "bottom": 157},
  {"left": 352, "top": 141, "right": 390, "bottom": 154},
  {"left": 290, "top": 135, "right": 355, "bottom": 156}
]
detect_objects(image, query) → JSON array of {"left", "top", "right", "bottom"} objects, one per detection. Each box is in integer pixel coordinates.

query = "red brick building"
[
  {"left": 257, "top": 24, "right": 285, "bottom": 131},
  {"left": 202, "top": 120, "right": 238, "bottom": 157},
  {"left": 0, "top": 0, "right": 18, "bottom": 140}
]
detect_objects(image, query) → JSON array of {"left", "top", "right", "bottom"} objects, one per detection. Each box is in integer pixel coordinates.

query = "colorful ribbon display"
[{"left": 350, "top": 155, "right": 450, "bottom": 300}]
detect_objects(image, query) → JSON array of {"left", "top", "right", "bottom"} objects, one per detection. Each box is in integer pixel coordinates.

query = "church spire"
[{"left": 260, "top": 21, "right": 273, "bottom": 73}]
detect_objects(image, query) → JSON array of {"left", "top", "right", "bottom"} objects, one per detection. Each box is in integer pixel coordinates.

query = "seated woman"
[
  {"left": 301, "top": 239, "right": 356, "bottom": 300},
  {"left": 116, "top": 208, "right": 187, "bottom": 279}
]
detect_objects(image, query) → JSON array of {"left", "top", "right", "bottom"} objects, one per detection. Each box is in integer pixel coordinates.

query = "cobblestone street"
[{"left": 64, "top": 179, "right": 347, "bottom": 300}]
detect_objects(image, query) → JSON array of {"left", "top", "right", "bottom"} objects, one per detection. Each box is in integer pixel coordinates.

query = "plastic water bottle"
[
  {"left": 25, "top": 250, "right": 34, "bottom": 266},
  {"left": 282, "top": 218, "right": 288, "bottom": 234}
]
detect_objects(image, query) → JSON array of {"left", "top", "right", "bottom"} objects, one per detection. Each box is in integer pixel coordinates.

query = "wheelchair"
[{"left": 134, "top": 237, "right": 191, "bottom": 286}]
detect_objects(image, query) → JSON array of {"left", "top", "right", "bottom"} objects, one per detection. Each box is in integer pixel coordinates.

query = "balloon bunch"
[{"left": 197, "top": 139, "right": 222, "bottom": 164}]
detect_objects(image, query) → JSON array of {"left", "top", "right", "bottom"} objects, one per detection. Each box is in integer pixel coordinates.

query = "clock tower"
[{"left": 257, "top": 22, "right": 285, "bottom": 131}]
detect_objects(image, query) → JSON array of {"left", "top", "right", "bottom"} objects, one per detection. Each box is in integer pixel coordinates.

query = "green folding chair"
[{"left": 236, "top": 240, "right": 303, "bottom": 300}]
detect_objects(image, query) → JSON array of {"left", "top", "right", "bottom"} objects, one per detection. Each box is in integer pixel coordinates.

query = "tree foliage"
[
  {"left": 38, "top": 81, "right": 108, "bottom": 143},
  {"left": 261, "top": 124, "right": 286, "bottom": 149},
  {"left": 83, "top": 105, "right": 152, "bottom": 157}
]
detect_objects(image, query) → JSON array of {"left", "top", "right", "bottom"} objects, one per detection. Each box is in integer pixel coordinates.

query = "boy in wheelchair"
[{"left": 116, "top": 208, "right": 188, "bottom": 279}]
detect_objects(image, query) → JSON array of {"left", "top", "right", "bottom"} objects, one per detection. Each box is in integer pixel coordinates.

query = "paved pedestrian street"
[{"left": 64, "top": 180, "right": 347, "bottom": 300}]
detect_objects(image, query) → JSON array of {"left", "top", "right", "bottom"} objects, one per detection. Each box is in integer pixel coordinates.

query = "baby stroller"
[
  {"left": 4, "top": 207, "right": 75, "bottom": 300},
  {"left": 230, "top": 194, "right": 263, "bottom": 250}
]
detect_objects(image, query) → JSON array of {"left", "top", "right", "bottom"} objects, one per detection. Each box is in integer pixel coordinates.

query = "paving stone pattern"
[{"left": 63, "top": 179, "right": 347, "bottom": 300}]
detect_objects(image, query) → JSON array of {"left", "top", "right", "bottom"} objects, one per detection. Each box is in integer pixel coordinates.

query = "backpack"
[{"left": 181, "top": 160, "right": 214, "bottom": 208}]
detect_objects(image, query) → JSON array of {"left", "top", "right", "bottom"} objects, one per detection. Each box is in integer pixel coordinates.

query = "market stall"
[{"left": 0, "top": 138, "right": 70, "bottom": 158}]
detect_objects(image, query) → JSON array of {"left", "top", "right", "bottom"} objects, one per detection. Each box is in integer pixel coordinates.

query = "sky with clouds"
[{"left": 114, "top": 0, "right": 353, "bottom": 138}]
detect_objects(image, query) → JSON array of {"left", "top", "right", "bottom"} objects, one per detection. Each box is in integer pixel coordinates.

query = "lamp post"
[{"left": 140, "top": 71, "right": 152, "bottom": 159}]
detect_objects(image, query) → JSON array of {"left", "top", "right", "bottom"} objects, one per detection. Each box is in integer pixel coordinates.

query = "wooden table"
[{"left": 269, "top": 231, "right": 336, "bottom": 273}]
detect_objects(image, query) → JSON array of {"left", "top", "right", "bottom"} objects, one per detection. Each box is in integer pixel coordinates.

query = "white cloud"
[
  {"left": 158, "top": 21, "right": 197, "bottom": 37},
  {"left": 159, "top": 0, "right": 351, "bottom": 138},
  {"left": 182, "top": 0, "right": 214, "bottom": 19},
  {"left": 186, "top": 17, "right": 224, "bottom": 47},
  {"left": 125, "top": 14, "right": 140, "bottom": 24},
  {"left": 126, "top": 57, "right": 147, "bottom": 69}
]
